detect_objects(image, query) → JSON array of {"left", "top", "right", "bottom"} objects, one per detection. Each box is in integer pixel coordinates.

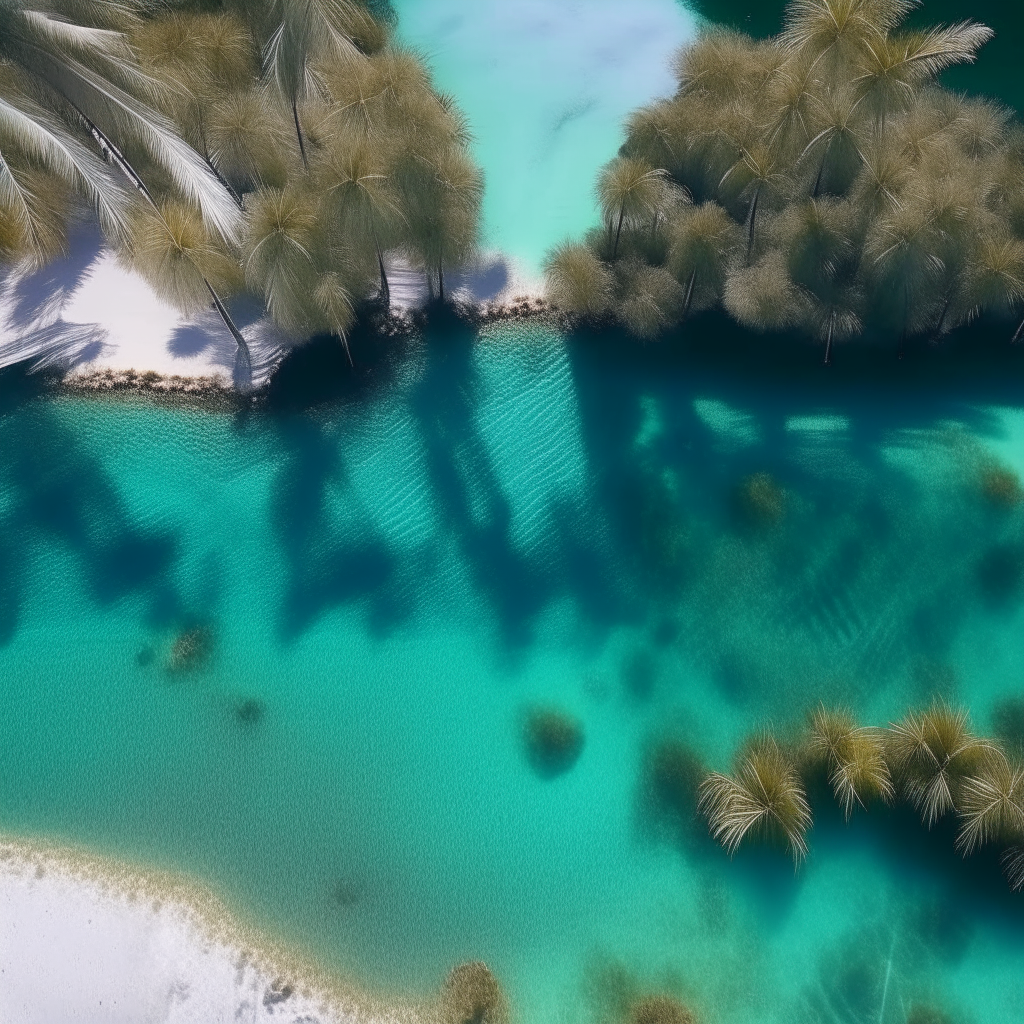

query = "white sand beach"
[
  {"left": 0, "top": 838, "right": 428, "bottom": 1024},
  {"left": 0, "top": 225, "right": 544, "bottom": 394}
]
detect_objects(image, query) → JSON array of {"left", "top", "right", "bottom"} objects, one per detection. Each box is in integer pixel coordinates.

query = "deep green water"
[{"left": 2, "top": 318, "right": 1024, "bottom": 1022}]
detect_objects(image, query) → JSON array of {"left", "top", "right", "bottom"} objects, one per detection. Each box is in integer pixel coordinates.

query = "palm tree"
[
  {"left": 597, "top": 157, "right": 682, "bottom": 260},
  {"left": 118, "top": 197, "right": 243, "bottom": 313},
  {"left": 865, "top": 204, "right": 944, "bottom": 355},
  {"left": 763, "top": 64, "right": 815, "bottom": 165},
  {"left": 718, "top": 143, "right": 788, "bottom": 256},
  {"left": 314, "top": 133, "right": 401, "bottom": 305},
  {"left": 967, "top": 235, "right": 1024, "bottom": 341},
  {"left": 807, "top": 706, "right": 892, "bottom": 818},
  {"left": 852, "top": 23, "right": 993, "bottom": 127},
  {"left": 673, "top": 30, "right": 782, "bottom": 103},
  {"left": 723, "top": 250, "right": 806, "bottom": 332},
  {"left": 887, "top": 701, "right": 997, "bottom": 827},
  {"left": 247, "top": 0, "right": 381, "bottom": 167},
  {"left": 623, "top": 100, "right": 685, "bottom": 180},
  {"left": 666, "top": 202, "right": 741, "bottom": 319},
  {"left": 799, "top": 88, "right": 865, "bottom": 197},
  {"left": 397, "top": 146, "right": 482, "bottom": 302},
  {"left": 543, "top": 241, "right": 612, "bottom": 318},
  {"left": 699, "top": 733, "right": 812, "bottom": 864},
  {"left": 780, "top": 0, "right": 911, "bottom": 77},
  {"left": 241, "top": 183, "right": 318, "bottom": 333},
  {"left": 615, "top": 260, "right": 684, "bottom": 340},
  {"left": 955, "top": 749, "right": 1024, "bottom": 855},
  {"left": 204, "top": 87, "right": 293, "bottom": 194}
]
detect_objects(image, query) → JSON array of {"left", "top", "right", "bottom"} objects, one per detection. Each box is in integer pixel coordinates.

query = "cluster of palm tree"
[
  {"left": 545, "top": 0, "right": 1024, "bottom": 361},
  {"left": 0, "top": 0, "right": 481, "bottom": 371},
  {"left": 700, "top": 699, "right": 1024, "bottom": 891}
]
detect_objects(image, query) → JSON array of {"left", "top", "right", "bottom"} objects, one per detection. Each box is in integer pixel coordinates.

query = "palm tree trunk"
[
  {"left": 371, "top": 226, "right": 389, "bottom": 307},
  {"left": 377, "top": 251, "right": 390, "bottom": 306},
  {"left": 933, "top": 293, "right": 952, "bottom": 339},
  {"left": 292, "top": 99, "right": 309, "bottom": 170},
  {"left": 1013, "top": 314, "right": 1024, "bottom": 343},
  {"left": 746, "top": 186, "right": 761, "bottom": 259},
  {"left": 812, "top": 138, "right": 833, "bottom": 198},
  {"left": 205, "top": 282, "right": 252, "bottom": 370},
  {"left": 612, "top": 207, "right": 625, "bottom": 259},
  {"left": 900, "top": 283, "right": 909, "bottom": 359},
  {"left": 438, "top": 260, "right": 445, "bottom": 302},
  {"left": 78, "top": 110, "right": 251, "bottom": 365},
  {"left": 204, "top": 154, "right": 243, "bottom": 209},
  {"left": 823, "top": 318, "right": 834, "bottom": 365},
  {"left": 682, "top": 268, "right": 697, "bottom": 321}
]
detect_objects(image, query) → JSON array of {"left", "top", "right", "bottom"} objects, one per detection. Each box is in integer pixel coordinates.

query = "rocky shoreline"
[{"left": 53, "top": 295, "right": 560, "bottom": 404}]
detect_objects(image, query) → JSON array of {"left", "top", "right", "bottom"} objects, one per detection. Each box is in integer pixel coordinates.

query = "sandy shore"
[
  {"left": 0, "top": 227, "right": 547, "bottom": 395},
  {"left": 0, "top": 837, "right": 429, "bottom": 1024}
]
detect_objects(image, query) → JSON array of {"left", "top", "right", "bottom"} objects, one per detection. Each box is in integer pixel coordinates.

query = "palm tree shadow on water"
[
  {"left": 0, "top": 362, "right": 195, "bottom": 647},
  {"left": 563, "top": 312, "right": 1024, "bottom": 713},
  {"left": 264, "top": 304, "right": 621, "bottom": 647}
]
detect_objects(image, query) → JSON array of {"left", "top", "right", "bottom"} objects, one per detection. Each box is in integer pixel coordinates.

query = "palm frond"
[
  {"left": 0, "top": 86, "right": 132, "bottom": 239},
  {"left": 14, "top": 41, "right": 242, "bottom": 240},
  {"left": 543, "top": 241, "right": 612, "bottom": 318},
  {"left": 1003, "top": 846, "right": 1024, "bottom": 892},
  {"left": 956, "top": 751, "right": 1024, "bottom": 855},
  {"left": 887, "top": 700, "right": 998, "bottom": 826},
  {"left": 807, "top": 706, "right": 893, "bottom": 818},
  {"left": 699, "top": 733, "right": 812, "bottom": 864}
]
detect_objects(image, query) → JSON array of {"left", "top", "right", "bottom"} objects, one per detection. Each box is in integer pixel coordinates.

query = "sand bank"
[{"left": 0, "top": 837, "right": 429, "bottom": 1024}]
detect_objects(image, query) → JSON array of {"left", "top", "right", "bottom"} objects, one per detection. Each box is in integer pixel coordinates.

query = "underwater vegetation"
[
  {"left": 0, "top": 0, "right": 481, "bottom": 368},
  {"left": 522, "top": 706, "right": 585, "bottom": 779},
  {"left": 166, "top": 623, "right": 214, "bottom": 672},
  {"left": 439, "top": 960, "right": 509, "bottom": 1024},
  {"left": 979, "top": 463, "right": 1022, "bottom": 507},
  {"left": 700, "top": 699, "right": 1024, "bottom": 890},
  {"left": 734, "top": 471, "right": 786, "bottom": 528},
  {"left": 546, "top": 0, "right": 1024, "bottom": 360},
  {"left": 628, "top": 993, "right": 695, "bottom": 1024},
  {"left": 234, "top": 696, "right": 265, "bottom": 726}
]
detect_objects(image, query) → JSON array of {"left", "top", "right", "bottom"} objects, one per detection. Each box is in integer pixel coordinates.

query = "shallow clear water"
[
  {"left": 2, "top": 320, "right": 1024, "bottom": 1022},
  {"left": 391, "top": 0, "right": 696, "bottom": 275}
]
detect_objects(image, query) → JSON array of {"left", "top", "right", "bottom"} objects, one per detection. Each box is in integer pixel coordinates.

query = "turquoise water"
[
  {"left": 2, "top": 321, "right": 1024, "bottom": 1022},
  {"left": 391, "top": 0, "right": 696, "bottom": 274}
]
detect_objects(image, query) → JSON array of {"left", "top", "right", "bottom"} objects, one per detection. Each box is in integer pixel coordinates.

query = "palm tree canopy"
[
  {"left": 549, "top": 0, "right": 1010, "bottom": 350},
  {"left": 956, "top": 750, "right": 1024, "bottom": 855},
  {"left": 0, "top": 0, "right": 243, "bottom": 242},
  {"left": 699, "top": 733, "right": 812, "bottom": 864},
  {"left": 888, "top": 701, "right": 998, "bottom": 826}
]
